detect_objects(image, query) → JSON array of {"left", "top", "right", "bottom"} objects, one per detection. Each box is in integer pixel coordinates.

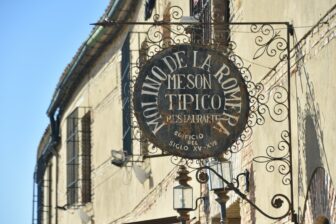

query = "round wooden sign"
[{"left": 133, "top": 45, "right": 249, "bottom": 159}]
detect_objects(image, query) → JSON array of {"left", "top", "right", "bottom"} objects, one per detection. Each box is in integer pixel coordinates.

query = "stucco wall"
[
  {"left": 234, "top": 1, "right": 336, "bottom": 223},
  {"left": 36, "top": 1, "right": 336, "bottom": 224}
]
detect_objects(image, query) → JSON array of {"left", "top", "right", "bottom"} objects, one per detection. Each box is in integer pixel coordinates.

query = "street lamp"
[
  {"left": 173, "top": 159, "right": 297, "bottom": 224},
  {"left": 173, "top": 162, "right": 249, "bottom": 224},
  {"left": 208, "top": 159, "right": 232, "bottom": 224},
  {"left": 173, "top": 166, "right": 207, "bottom": 224},
  {"left": 208, "top": 159, "right": 232, "bottom": 191},
  {"left": 173, "top": 165, "right": 193, "bottom": 224}
]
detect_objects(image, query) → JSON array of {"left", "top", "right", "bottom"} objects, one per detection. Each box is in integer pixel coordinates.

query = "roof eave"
[{"left": 47, "top": 0, "right": 134, "bottom": 117}]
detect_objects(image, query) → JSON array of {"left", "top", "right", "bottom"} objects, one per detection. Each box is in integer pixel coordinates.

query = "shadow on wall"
[
  {"left": 249, "top": 163, "right": 256, "bottom": 224},
  {"left": 301, "top": 167, "right": 335, "bottom": 224},
  {"left": 304, "top": 114, "right": 323, "bottom": 183},
  {"left": 301, "top": 115, "right": 335, "bottom": 223}
]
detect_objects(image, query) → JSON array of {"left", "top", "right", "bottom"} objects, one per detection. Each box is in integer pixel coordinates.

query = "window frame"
[{"left": 66, "top": 107, "right": 92, "bottom": 207}]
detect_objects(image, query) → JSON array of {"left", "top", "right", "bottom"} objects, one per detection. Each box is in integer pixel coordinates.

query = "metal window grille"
[
  {"left": 212, "top": 0, "right": 231, "bottom": 50},
  {"left": 66, "top": 109, "right": 79, "bottom": 206},
  {"left": 66, "top": 107, "right": 91, "bottom": 206},
  {"left": 121, "top": 34, "right": 133, "bottom": 156},
  {"left": 191, "top": 0, "right": 211, "bottom": 44},
  {"left": 81, "top": 112, "right": 92, "bottom": 204},
  {"left": 36, "top": 163, "right": 52, "bottom": 224},
  {"left": 36, "top": 179, "right": 44, "bottom": 224},
  {"left": 46, "top": 163, "right": 52, "bottom": 224}
]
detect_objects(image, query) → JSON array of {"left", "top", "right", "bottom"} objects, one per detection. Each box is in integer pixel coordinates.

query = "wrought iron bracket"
[
  {"left": 234, "top": 169, "right": 250, "bottom": 192},
  {"left": 101, "top": 5, "right": 297, "bottom": 223},
  {"left": 191, "top": 196, "right": 207, "bottom": 211},
  {"left": 196, "top": 166, "right": 297, "bottom": 222}
]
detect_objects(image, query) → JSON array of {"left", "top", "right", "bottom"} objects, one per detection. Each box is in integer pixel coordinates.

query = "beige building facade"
[{"left": 33, "top": 1, "right": 336, "bottom": 224}]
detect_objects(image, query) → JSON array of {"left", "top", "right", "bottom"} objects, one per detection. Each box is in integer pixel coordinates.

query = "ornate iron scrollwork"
[
  {"left": 251, "top": 24, "right": 288, "bottom": 60},
  {"left": 195, "top": 166, "right": 292, "bottom": 220},
  {"left": 253, "top": 130, "right": 291, "bottom": 185},
  {"left": 96, "top": 6, "right": 296, "bottom": 222}
]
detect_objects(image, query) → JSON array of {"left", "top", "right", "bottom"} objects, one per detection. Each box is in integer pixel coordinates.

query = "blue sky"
[{"left": 0, "top": 0, "right": 109, "bottom": 223}]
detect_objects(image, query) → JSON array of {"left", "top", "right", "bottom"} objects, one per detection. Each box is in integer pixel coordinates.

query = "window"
[
  {"left": 191, "top": 0, "right": 211, "bottom": 44},
  {"left": 191, "top": 0, "right": 231, "bottom": 49},
  {"left": 66, "top": 107, "right": 92, "bottom": 206},
  {"left": 81, "top": 112, "right": 92, "bottom": 203},
  {"left": 36, "top": 162, "right": 53, "bottom": 224},
  {"left": 121, "top": 34, "right": 133, "bottom": 156},
  {"left": 212, "top": 0, "right": 230, "bottom": 49},
  {"left": 45, "top": 163, "right": 53, "bottom": 224},
  {"left": 37, "top": 178, "right": 43, "bottom": 224}
]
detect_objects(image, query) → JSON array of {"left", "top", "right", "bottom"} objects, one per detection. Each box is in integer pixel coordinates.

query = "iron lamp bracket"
[{"left": 196, "top": 166, "right": 296, "bottom": 222}]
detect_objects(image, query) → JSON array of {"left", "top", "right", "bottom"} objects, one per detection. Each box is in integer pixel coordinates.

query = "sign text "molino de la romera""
[{"left": 134, "top": 45, "right": 249, "bottom": 159}]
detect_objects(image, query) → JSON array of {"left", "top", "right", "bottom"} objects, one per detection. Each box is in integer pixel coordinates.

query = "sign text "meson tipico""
[{"left": 134, "top": 45, "right": 249, "bottom": 159}]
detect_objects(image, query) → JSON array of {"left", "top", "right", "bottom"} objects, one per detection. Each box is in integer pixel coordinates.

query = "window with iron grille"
[
  {"left": 212, "top": 0, "right": 230, "bottom": 49},
  {"left": 37, "top": 179, "right": 43, "bottom": 224},
  {"left": 191, "top": 0, "right": 211, "bottom": 44},
  {"left": 81, "top": 112, "right": 92, "bottom": 203},
  {"left": 66, "top": 107, "right": 91, "bottom": 206},
  {"left": 46, "top": 163, "right": 52, "bottom": 224},
  {"left": 191, "top": 0, "right": 231, "bottom": 48},
  {"left": 121, "top": 34, "right": 133, "bottom": 156},
  {"left": 36, "top": 162, "right": 53, "bottom": 224}
]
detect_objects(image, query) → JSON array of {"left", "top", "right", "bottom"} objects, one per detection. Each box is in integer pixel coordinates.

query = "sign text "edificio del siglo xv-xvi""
[{"left": 134, "top": 44, "right": 249, "bottom": 159}]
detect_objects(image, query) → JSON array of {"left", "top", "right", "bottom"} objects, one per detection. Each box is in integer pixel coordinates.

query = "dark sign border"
[{"left": 133, "top": 45, "right": 249, "bottom": 159}]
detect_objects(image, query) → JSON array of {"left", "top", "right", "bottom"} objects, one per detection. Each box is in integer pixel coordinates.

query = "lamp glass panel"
[
  {"left": 209, "top": 160, "right": 232, "bottom": 190},
  {"left": 173, "top": 184, "right": 193, "bottom": 210},
  {"left": 222, "top": 160, "right": 232, "bottom": 183},
  {"left": 209, "top": 160, "right": 224, "bottom": 190}
]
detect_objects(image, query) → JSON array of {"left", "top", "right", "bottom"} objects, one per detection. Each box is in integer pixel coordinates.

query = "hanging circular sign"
[{"left": 133, "top": 44, "right": 249, "bottom": 159}]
